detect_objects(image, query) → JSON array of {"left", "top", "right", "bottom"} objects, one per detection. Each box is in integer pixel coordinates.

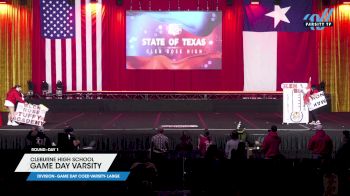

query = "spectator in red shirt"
[
  {"left": 198, "top": 129, "right": 212, "bottom": 158},
  {"left": 262, "top": 125, "right": 283, "bottom": 159},
  {"left": 308, "top": 125, "right": 333, "bottom": 159},
  {"left": 4, "top": 85, "right": 25, "bottom": 126}
]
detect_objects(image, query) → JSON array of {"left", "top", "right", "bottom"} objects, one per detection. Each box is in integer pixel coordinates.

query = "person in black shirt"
[
  {"left": 26, "top": 126, "right": 51, "bottom": 148},
  {"left": 335, "top": 130, "right": 350, "bottom": 196},
  {"left": 176, "top": 131, "right": 193, "bottom": 157},
  {"left": 57, "top": 126, "right": 80, "bottom": 152}
]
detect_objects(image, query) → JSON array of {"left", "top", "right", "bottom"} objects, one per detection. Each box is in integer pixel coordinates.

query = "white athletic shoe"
[
  {"left": 7, "top": 121, "right": 12, "bottom": 126},
  {"left": 315, "top": 120, "right": 321, "bottom": 125},
  {"left": 10, "top": 121, "right": 19, "bottom": 126},
  {"left": 309, "top": 121, "right": 316, "bottom": 125}
]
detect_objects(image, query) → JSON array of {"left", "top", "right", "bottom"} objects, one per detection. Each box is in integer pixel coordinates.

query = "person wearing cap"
[
  {"left": 308, "top": 125, "right": 333, "bottom": 159},
  {"left": 4, "top": 85, "right": 25, "bottom": 126},
  {"left": 261, "top": 125, "right": 283, "bottom": 159}
]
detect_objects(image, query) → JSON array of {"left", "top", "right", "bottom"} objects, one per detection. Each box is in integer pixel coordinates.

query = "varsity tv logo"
[{"left": 303, "top": 8, "right": 334, "bottom": 30}]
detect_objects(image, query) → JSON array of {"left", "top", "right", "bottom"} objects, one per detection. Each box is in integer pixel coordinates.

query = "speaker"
[
  {"left": 227, "top": 0, "right": 233, "bottom": 6},
  {"left": 117, "top": 0, "right": 123, "bottom": 5},
  {"left": 67, "top": 0, "right": 74, "bottom": 6}
]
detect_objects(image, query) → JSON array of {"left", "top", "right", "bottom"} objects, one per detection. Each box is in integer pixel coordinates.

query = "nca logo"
[
  {"left": 303, "top": 8, "right": 334, "bottom": 30},
  {"left": 167, "top": 24, "right": 182, "bottom": 36}
]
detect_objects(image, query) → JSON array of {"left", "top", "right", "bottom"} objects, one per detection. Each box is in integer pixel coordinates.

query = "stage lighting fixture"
[
  {"left": 56, "top": 80, "right": 63, "bottom": 98},
  {"left": 342, "top": 1, "right": 350, "bottom": 4},
  {"left": 27, "top": 80, "right": 34, "bottom": 97},
  {"left": 41, "top": 81, "right": 49, "bottom": 96},
  {"left": 251, "top": 0, "right": 259, "bottom": 5},
  {"left": 226, "top": 0, "right": 233, "bottom": 6},
  {"left": 117, "top": 0, "right": 123, "bottom": 6},
  {"left": 273, "top": 0, "right": 281, "bottom": 5},
  {"left": 19, "top": 0, "right": 26, "bottom": 5}
]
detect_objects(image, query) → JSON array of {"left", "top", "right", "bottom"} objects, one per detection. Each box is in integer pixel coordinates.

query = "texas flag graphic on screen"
[
  {"left": 243, "top": 0, "right": 317, "bottom": 91},
  {"left": 126, "top": 11, "right": 222, "bottom": 70}
]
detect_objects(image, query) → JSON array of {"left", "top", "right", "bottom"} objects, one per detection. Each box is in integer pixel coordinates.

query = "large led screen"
[{"left": 126, "top": 11, "right": 222, "bottom": 70}]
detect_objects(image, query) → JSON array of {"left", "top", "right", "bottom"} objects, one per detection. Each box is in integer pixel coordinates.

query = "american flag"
[
  {"left": 40, "top": 0, "right": 75, "bottom": 39},
  {"left": 39, "top": 0, "right": 103, "bottom": 92}
]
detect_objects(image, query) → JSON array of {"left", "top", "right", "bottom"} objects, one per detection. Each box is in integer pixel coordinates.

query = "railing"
[{"left": 29, "top": 91, "right": 283, "bottom": 100}]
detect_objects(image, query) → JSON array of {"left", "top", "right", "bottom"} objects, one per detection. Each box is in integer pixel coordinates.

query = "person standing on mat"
[{"left": 4, "top": 85, "right": 25, "bottom": 126}]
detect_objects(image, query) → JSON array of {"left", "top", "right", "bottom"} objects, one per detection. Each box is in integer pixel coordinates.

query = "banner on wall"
[
  {"left": 126, "top": 11, "right": 222, "bottom": 70},
  {"left": 281, "top": 83, "right": 309, "bottom": 124},
  {"left": 14, "top": 103, "right": 49, "bottom": 126},
  {"left": 308, "top": 91, "right": 327, "bottom": 111}
]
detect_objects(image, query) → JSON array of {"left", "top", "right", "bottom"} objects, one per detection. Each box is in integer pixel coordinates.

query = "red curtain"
[
  {"left": 32, "top": 0, "right": 245, "bottom": 92},
  {"left": 32, "top": 0, "right": 46, "bottom": 94}
]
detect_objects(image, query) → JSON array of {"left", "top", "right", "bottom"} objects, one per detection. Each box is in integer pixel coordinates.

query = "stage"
[
  {"left": 1, "top": 107, "right": 349, "bottom": 158},
  {"left": 1, "top": 99, "right": 349, "bottom": 194}
]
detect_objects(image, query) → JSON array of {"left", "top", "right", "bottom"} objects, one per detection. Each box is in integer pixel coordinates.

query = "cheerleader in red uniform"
[
  {"left": 4, "top": 85, "right": 25, "bottom": 126},
  {"left": 309, "top": 85, "right": 321, "bottom": 125}
]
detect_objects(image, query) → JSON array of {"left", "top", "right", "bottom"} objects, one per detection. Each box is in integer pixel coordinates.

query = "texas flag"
[{"left": 243, "top": 0, "right": 318, "bottom": 91}]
